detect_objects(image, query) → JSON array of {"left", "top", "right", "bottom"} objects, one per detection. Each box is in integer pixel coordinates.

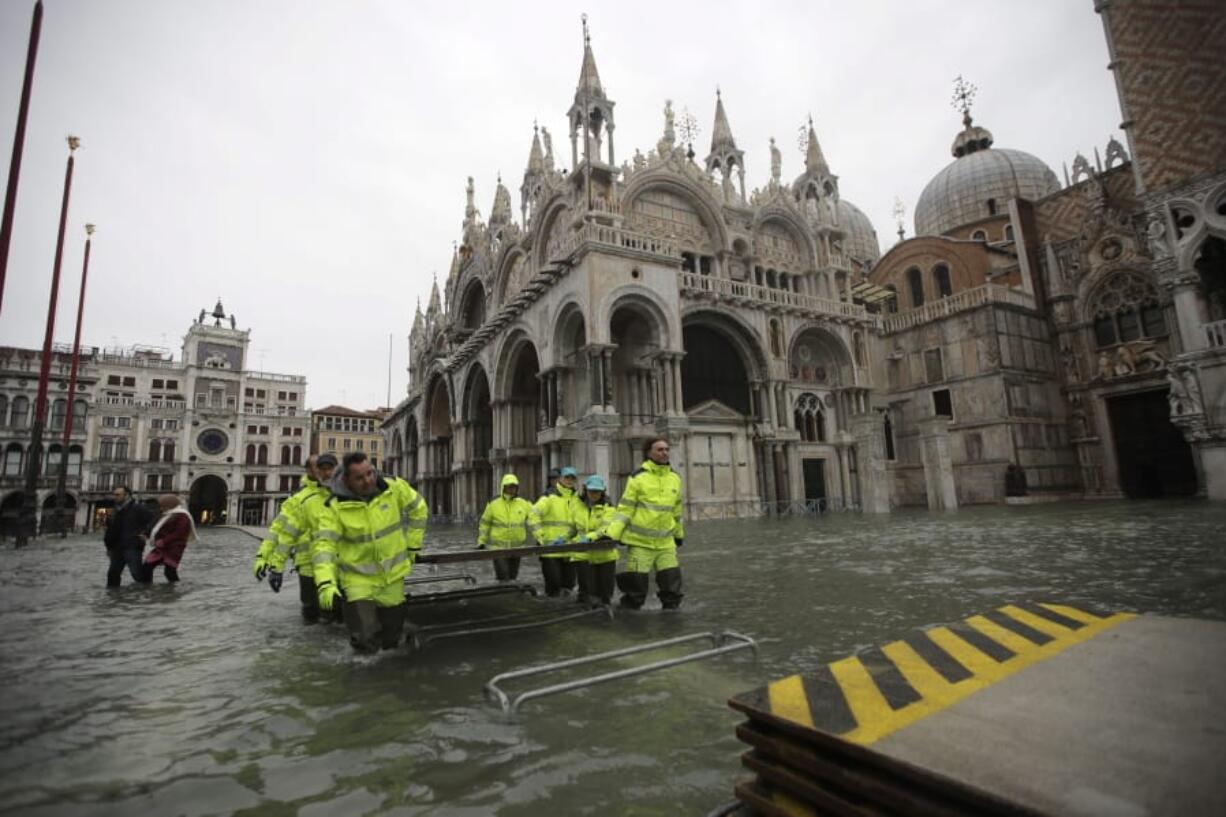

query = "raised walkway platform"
[{"left": 728, "top": 603, "right": 1226, "bottom": 816}]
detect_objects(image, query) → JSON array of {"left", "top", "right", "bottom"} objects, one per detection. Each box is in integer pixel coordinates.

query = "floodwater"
[{"left": 2, "top": 500, "right": 1224, "bottom": 816}]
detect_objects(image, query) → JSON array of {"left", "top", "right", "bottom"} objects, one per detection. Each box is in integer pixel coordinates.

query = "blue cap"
[
  {"left": 583, "top": 475, "right": 606, "bottom": 491},
  {"left": 560, "top": 466, "right": 578, "bottom": 478}
]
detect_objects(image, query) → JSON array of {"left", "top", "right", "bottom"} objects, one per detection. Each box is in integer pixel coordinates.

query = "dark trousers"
[
  {"left": 539, "top": 557, "right": 576, "bottom": 596},
  {"left": 343, "top": 599, "right": 408, "bottom": 653},
  {"left": 299, "top": 574, "right": 322, "bottom": 624},
  {"left": 493, "top": 556, "right": 521, "bottom": 581},
  {"left": 575, "top": 561, "right": 616, "bottom": 605},
  {"left": 106, "top": 549, "right": 149, "bottom": 588},
  {"left": 141, "top": 563, "right": 179, "bottom": 583}
]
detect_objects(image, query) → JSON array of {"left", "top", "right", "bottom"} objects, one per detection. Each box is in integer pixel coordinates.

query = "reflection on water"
[{"left": 2, "top": 500, "right": 1224, "bottom": 816}]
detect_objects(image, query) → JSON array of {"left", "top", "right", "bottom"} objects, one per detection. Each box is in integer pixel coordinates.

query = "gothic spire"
[
  {"left": 526, "top": 123, "right": 544, "bottom": 175},
  {"left": 427, "top": 275, "right": 441, "bottom": 314},
  {"left": 709, "top": 87, "right": 737, "bottom": 153},
  {"left": 804, "top": 115, "right": 829, "bottom": 174},
  {"left": 575, "top": 14, "right": 604, "bottom": 99},
  {"left": 490, "top": 172, "right": 512, "bottom": 228}
]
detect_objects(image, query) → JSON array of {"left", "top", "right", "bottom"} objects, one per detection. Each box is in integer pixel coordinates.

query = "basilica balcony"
[
  {"left": 553, "top": 222, "right": 679, "bottom": 266},
  {"left": 678, "top": 272, "right": 869, "bottom": 324},
  {"left": 880, "top": 284, "right": 1037, "bottom": 334}
]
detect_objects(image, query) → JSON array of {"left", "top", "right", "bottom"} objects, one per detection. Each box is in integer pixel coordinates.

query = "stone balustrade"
[
  {"left": 880, "top": 284, "right": 1037, "bottom": 333},
  {"left": 1205, "top": 318, "right": 1226, "bottom": 349},
  {"left": 678, "top": 272, "right": 868, "bottom": 322}
]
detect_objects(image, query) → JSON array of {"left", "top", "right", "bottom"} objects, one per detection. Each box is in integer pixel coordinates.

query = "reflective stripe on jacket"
[
  {"left": 570, "top": 498, "right": 618, "bottom": 564},
  {"left": 312, "top": 476, "right": 428, "bottom": 595},
  {"left": 478, "top": 495, "right": 534, "bottom": 549},
  {"left": 531, "top": 485, "right": 583, "bottom": 557},
  {"left": 604, "top": 460, "right": 685, "bottom": 549},
  {"left": 269, "top": 477, "right": 329, "bottom": 575}
]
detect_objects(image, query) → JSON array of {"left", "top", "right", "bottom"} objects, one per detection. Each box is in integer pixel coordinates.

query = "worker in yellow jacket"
[
  {"left": 604, "top": 437, "right": 685, "bottom": 610},
  {"left": 478, "top": 473, "right": 534, "bottom": 581},
  {"left": 530, "top": 466, "right": 583, "bottom": 596},
  {"left": 313, "top": 452, "right": 428, "bottom": 652},
  {"left": 253, "top": 454, "right": 337, "bottom": 623},
  {"left": 570, "top": 474, "right": 618, "bottom": 606}
]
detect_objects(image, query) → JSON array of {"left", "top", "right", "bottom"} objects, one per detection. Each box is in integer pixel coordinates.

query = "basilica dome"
[
  {"left": 836, "top": 198, "right": 880, "bottom": 263},
  {"left": 914, "top": 119, "right": 1060, "bottom": 237}
]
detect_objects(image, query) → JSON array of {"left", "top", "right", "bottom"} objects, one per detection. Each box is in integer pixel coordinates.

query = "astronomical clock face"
[{"left": 196, "top": 428, "right": 229, "bottom": 455}]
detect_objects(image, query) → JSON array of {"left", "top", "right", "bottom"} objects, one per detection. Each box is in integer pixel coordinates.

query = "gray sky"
[{"left": 0, "top": 0, "right": 1122, "bottom": 410}]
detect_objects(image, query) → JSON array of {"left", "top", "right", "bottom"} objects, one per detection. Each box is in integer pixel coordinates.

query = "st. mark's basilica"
[{"left": 382, "top": 1, "right": 1226, "bottom": 518}]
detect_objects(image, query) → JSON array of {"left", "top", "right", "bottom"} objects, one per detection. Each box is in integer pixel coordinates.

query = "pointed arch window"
[{"left": 1088, "top": 272, "right": 1166, "bottom": 348}]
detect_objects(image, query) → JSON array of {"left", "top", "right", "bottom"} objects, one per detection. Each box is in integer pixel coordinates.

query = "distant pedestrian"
[
  {"left": 103, "top": 486, "right": 156, "bottom": 588},
  {"left": 142, "top": 494, "right": 197, "bottom": 583}
]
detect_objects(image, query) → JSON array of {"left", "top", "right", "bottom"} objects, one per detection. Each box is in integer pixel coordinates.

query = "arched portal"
[
  {"left": 463, "top": 365, "right": 494, "bottom": 506},
  {"left": 502, "top": 338, "right": 543, "bottom": 497},
  {"left": 679, "top": 313, "right": 767, "bottom": 511},
  {"left": 680, "top": 324, "right": 753, "bottom": 415},
  {"left": 1194, "top": 235, "right": 1226, "bottom": 323},
  {"left": 422, "top": 374, "right": 454, "bottom": 517},
  {"left": 41, "top": 492, "right": 77, "bottom": 535},
  {"left": 553, "top": 305, "right": 589, "bottom": 423},
  {"left": 0, "top": 491, "right": 24, "bottom": 538},
  {"left": 189, "top": 475, "right": 228, "bottom": 524},
  {"left": 459, "top": 280, "right": 486, "bottom": 331},
  {"left": 609, "top": 303, "right": 663, "bottom": 424}
]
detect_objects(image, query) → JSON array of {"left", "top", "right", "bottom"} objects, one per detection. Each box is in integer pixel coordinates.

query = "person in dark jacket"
[{"left": 103, "top": 486, "right": 156, "bottom": 588}]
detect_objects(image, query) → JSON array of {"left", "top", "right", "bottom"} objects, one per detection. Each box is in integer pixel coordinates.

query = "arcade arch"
[{"left": 189, "top": 474, "right": 228, "bottom": 524}]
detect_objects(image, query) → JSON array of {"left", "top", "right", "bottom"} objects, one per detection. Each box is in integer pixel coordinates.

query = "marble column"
[
  {"left": 672, "top": 355, "right": 684, "bottom": 415},
  {"left": 1171, "top": 274, "right": 1206, "bottom": 352}
]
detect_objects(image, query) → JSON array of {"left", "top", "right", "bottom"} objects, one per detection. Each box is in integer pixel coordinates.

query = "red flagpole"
[
  {"left": 16, "top": 136, "right": 79, "bottom": 546},
  {"left": 0, "top": 0, "right": 43, "bottom": 317},
  {"left": 53, "top": 224, "right": 95, "bottom": 535}
]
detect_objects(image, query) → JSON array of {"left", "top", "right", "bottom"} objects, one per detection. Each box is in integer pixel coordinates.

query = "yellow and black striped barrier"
[
  {"left": 731, "top": 602, "right": 1133, "bottom": 747},
  {"left": 727, "top": 602, "right": 1155, "bottom": 816}
]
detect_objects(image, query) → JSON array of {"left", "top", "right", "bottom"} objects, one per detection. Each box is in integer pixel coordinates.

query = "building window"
[
  {"left": 370, "top": 440, "right": 378, "bottom": 453},
  {"left": 163, "top": 442, "right": 175, "bottom": 462},
  {"left": 123, "top": 376, "right": 135, "bottom": 387},
  {"left": 1004, "top": 224, "right": 1015, "bottom": 242},
  {"left": 884, "top": 414, "right": 896, "bottom": 461},
  {"left": 292, "top": 445, "right": 302, "bottom": 465},
  {"left": 10, "top": 396, "right": 29, "bottom": 428},
  {"left": 971, "top": 230, "right": 987, "bottom": 242},
  {"left": 933, "top": 264, "right": 953, "bottom": 298},
  {"left": 107, "top": 375, "right": 121, "bottom": 386},
  {"left": 924, "top": 348, "right": 944, "bottom": 383},
  {"left": 152, "top": 379, "right": 164, "bottom": 389},
  {"left": 245, "top": 444, "right": 256, "bottom": 465},
  {"left": 1088, "top": 272, "right": 1167, "bottom": 348},
  {"left": 280, "top": 445, "right": 291, "bottom": 465},
  {"left": 149, "top": 440, "right": 162, "bottom": 462},
  {"left": 986, "top": 198, "right": 997, "bottom": 216},
  {"left": 145, "top": 474, "right": 160, "bottom": 491},
  {"left": 257, "top": 444, "right": 268, "bottom": 465},
  {"left": 932, "top": 389, "right": 953, "bottom": 418},
  {"left": 356, "top": 439, "right": 364, "bottom": 451},
  {"left": 343, "top": 438, "right": 351, "bottom": 451},
  {"left": 907, "top": 267, "right": 925, "bottom": 308},
  {"left": 3, "top": 443, "right": 23, "bottom": 475},
  {"left": 328, "top": 437, "right": 336, "bottom": 449}
]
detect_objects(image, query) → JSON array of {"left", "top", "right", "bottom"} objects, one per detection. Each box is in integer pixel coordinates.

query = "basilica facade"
[{"left": 382, "top": 1, "right": 1226, "bottom": 518}]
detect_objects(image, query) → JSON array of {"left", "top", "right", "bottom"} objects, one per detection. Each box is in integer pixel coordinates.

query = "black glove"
[
  {"left": 674, "top": 538, "right": 684, "bottom": 548},
  {"left": 268, "top": 571, "right": 283, "bottom": 593}
]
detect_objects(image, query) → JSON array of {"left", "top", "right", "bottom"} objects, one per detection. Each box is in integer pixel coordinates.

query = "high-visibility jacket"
[
  {"left": 570, "top": 497, "right": 618, "bottom": 564},
  {"left": 531, "top": 484, "right": 583, "bottom": 558},
  {"left": 255, "top": 478, "right": 318, "bottom": 567},
  {"left": 605, "top": 460, "right": 685, "bottom": 549},
  {"left": 312, "top": 475, "right": 428, "bottom": 603},
  {"left": 268, "top": 477, "right": 330, "bottom": 576},
  {"left": 478, "top": 495, "right": 534, "bottom": 549}
]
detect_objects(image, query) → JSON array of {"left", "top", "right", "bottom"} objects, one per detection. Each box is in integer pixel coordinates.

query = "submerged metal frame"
[
  {"left": 485, "top": 630, "right": 758, "bottom": 715},
  {"left": 404, "top": 570, "right": 479, "bottom": 588},
  {"left": 406, "top": 583, "right": 538, "bottom": 607},
  {"left": 409, "top": 604, "right": 613, "bottom": 650}
]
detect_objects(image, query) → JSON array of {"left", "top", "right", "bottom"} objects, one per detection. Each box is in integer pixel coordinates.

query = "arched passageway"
[
  {"left": 500, "top": 339, "right": 543, "bottom": 498},
  {"left": 462, "top": 365, "right": 494, "bottom": 506},
  {"left": 189, "top": 475, "right": 228, "bottom": 524},
  {"left": 422, "top": 375, "right": 454, "bottom": 517},
  {"left": 41, "top": 492, "right": 77, "bottom": 535}
]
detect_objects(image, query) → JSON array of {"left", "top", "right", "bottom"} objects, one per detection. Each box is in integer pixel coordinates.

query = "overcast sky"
[{"left": 0, "top": 0, "right": 1122, "bottom": 410}]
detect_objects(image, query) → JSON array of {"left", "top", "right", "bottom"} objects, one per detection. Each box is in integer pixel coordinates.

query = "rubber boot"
[
  {"left": 616, "top": 571, "right": 649, "bottom": 609},
  {"left": 574, "top": 562, "right": 593, "bottom": 605},
  {"left": 656, "top": 567, "right": 684, "bottom": 610}
]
